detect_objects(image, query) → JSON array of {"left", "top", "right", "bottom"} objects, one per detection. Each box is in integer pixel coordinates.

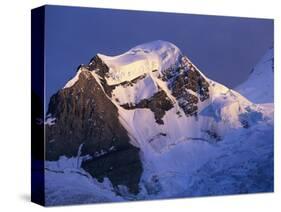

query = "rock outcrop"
[{"left": 46, "top": 70, "right": 143, "bottom": 194}]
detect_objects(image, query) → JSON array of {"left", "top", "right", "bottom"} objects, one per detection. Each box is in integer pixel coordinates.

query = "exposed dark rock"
[
  {"left": 204, "top": 130, "right": 222, "bottom": 142},
  {"left": 87, "top": 55, "right": 148, "bottom": 98},
  {"left": 240, "top": 119, "right": 250, "bottom": 129},
  {"left": 46, "top": 70, "right": 143, "bottom": 194},
  {"left": 168, "top": 56, "right": 210, "bottom": 116},
  {"left": 121, "top": 90, "right": 174, "bottom": 125},
  {"left": 87, "top": 55, "right": 115, "bottom": 97},
  {"left": 119, "top": 74, "right": 147, "bottom": 87},
  {"left": 82, "top": 147, "right": 142, "bottom": 194},
  {"left": 148, "top": 133, "right": 167, "bottom": 143},
  {"left": 88, "top": 55, "right": 109, "bottom": 77}
]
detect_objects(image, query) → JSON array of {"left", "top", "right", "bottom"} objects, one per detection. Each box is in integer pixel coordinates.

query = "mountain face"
[
  {"left": 236, "top": 47, "right": 274, "bottom": 104},
  {"left": 46, "top": 70, "right": 142, "bottom": 194},
  {"left": 45, "top": 41, "right": 273, "bottom": 204}
]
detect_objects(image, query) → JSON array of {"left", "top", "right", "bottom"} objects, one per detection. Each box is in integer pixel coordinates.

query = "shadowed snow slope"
[{"left": 236, "top": 47, "right": 274, "bottom": 104}]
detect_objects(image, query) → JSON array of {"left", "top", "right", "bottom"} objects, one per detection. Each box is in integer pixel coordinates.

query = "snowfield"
[
  {"left": 45, "top": 109, "right": 273, "bottom": 204},
  {"left": 45, "top": 169, "right": 123, "bottom": 205}
]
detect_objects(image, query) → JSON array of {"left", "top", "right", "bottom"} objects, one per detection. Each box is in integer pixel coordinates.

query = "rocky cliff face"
[
  {"left": 167, "top": 56, "right": 210, "bottom": 117},
  {"left": 46, "top": 70, "right": 142, "bottom": 194}
]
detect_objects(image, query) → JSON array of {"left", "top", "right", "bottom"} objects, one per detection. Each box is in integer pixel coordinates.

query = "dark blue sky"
[{"left": 45, "top": 5, "right": 273, "bottom": 104}]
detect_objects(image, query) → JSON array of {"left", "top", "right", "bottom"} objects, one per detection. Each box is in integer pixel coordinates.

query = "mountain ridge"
[{"left": 236, "top": 47, "right": 274, "bottom": 104}]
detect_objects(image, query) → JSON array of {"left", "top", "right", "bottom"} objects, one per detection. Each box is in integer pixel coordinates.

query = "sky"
[{"left": 45, "top": 5, "right": 273, "bottom": 104}]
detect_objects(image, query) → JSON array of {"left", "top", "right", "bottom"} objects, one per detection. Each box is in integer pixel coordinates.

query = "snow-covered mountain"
[
  {"left": 236, "top": 47, "right": 274, "bottom": 104},
  {"left": 45, "top": 41, "right": 273, "bottom": 205}
]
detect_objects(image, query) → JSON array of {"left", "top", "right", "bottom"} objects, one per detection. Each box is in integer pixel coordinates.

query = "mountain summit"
[
  {"left": 45, "top": 41, "right": 273, "bottom": 204},
  {"left": 97, "top": 40, "right": 182, "bottom": 85}
]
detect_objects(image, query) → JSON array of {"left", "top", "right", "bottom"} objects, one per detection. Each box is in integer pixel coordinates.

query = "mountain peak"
[{"left": 96, "top": 40, "right": 182, "bottom": 85}]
